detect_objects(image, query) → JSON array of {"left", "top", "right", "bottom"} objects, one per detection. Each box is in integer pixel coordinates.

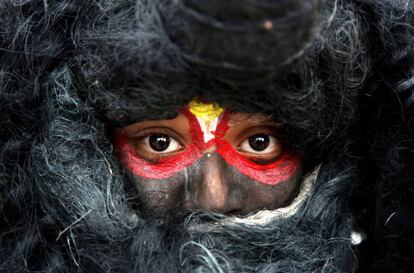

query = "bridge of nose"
[{"left": 189, "top": 153, "right": 244, "bottom": 213}]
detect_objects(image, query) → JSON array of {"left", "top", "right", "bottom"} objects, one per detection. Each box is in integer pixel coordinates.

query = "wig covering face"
[{"left": 0, "top": 0, "right": 413, "bottom": 272}]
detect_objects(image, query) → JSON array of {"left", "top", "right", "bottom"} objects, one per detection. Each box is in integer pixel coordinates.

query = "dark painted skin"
[
  {"left": 130, "top": 153, "right": 301, "bottom": 215},
  {"left": 117, "top": 111, "right": 302, "bottom": 216}
]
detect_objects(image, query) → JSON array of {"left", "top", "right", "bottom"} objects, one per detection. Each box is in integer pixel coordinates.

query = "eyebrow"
[{"left": 228, "top": 116, "right": 280, "bottom": 127}]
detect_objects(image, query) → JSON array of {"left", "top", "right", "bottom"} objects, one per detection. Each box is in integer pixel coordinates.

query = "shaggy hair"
[{"left": 0, "top": 0, "right": 413, "bottom": 272}]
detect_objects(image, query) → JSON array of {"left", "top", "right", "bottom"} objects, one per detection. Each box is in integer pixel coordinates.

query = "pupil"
[
  {"left": 149, "top": 134, "right": 170, "bottom": 152},
  {"left": 248, "top": 135, "right": 269, "bottom": 151}
]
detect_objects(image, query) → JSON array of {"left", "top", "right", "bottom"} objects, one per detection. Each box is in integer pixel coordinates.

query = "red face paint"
[
  {"left": 180, "top": 108, "right": 207, "bottom": 150},
  {"left": 115, "top": 103, "right": 301, "bottom": 184},
  {"left": 180, "top": 108, "right": 229, "bottom": 150},
  {"left": 215, "top": 139, "right": 300, "bottom": 185},
  {"left": 115, "top": 134, "right": 201, "bottom": 179}
]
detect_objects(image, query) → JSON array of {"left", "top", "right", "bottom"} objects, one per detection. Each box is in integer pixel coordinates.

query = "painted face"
[{"left": 115, "top": 100, "right": 302, "bottom": 216}]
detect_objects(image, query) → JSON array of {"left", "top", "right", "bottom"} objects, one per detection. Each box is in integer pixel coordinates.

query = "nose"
[{"left": 191, "top": 153, "right": 243, "bottom": 214}]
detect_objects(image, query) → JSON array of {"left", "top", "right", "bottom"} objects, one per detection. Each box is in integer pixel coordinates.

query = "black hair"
[{"left": 1, "top": 1, "right": 413, "bottom": 272}]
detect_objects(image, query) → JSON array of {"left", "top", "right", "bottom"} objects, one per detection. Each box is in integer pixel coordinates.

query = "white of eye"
[
  {"left": 143, "top": 134, "right": 182, "bottom": 154},
  {"left": 239, "top": 134, "right": 279, "bottom": 155}
]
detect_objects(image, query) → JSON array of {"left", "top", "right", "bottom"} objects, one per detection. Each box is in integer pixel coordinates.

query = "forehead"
[
  {"left": 121, "top": 111, "right": 276, "bottom": 132},
  {"left": 186, "top": 100, "right": 275, "bottom": 124},
  {"left": 227, "top": 112, "right": 278, "bottom": 127},
  {"left": 120, "top": 114, "right": 190, "bottom": 135},
  {"left": 120, "top": 99, "right": 278, "bottom": 132}
]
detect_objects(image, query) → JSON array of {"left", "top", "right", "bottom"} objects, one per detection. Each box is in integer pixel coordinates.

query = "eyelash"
[
  {"left": 238, "top": 134, "right": 280, "bottom": 154},
  {"left": 133, "top": 132, "right": 282, "bottom": 163},
  {"left": 138, "top": 134, "right": 183, "bottom": 154}
]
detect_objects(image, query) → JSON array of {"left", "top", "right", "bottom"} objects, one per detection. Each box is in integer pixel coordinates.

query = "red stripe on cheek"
[
  {"left": 216, "top": 140, "right": 301, "bottom": 185},
  {"left": 115, "top": 134, "right": 201, "bottom": 179}
]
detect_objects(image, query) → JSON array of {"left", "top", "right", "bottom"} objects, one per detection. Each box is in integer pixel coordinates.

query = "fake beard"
[{"left": 4, "top": 79, "right": 356, "bottom": 273}]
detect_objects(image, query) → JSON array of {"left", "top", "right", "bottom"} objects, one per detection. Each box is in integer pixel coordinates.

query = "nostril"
[{"left": 194, "top": 187, "right": 245, "bottom": 214}]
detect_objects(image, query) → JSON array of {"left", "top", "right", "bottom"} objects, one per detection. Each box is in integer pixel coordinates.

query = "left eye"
[
  {"left": 142, "top": 133, "right": 182, "bottom": 153},
  {"left": 239, "top": 134, "right": 280, "bottom": 155}
]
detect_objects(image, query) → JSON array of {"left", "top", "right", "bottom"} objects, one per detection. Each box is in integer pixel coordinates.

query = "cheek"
[
  {"left": 216, "top": 140, "right": 301, "bottom": 185},
  {"left": 115, "top": 134, "right": 201, "bottom": 179},
  {"left": 129, "top": 172, "right": 188, "bottom": 214},
  {"left": 246, "top": 174, "right": 300, "bottom": 209},
  {"left": 224, "top": 164, "right": 301, "bottom": 211}
]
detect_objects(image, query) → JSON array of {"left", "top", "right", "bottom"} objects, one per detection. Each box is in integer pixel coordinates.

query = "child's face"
[{"left": 115, "top": 100, "right": 302, "bottom": 216}]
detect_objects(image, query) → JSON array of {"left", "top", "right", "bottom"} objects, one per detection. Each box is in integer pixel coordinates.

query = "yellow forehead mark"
[
  {"left": 188, "top": 99, "right": 224, "bottom": 143},
  {"left": 188, "top": 99, "right": 224, "bottom": 123}
]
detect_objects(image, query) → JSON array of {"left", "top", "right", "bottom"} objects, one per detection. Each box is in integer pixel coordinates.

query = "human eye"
[
  {"left": 138, "top": 133, "right": 183, "bottom": 154},
  {"left": 237, "top": 130, "right": 283, "bottom": 163},
  {"left": 239, "top": 134, "right": 279, "bottom": 154},
  {"left": 130, "top": 128, "right": 186, "bottom": 163}
]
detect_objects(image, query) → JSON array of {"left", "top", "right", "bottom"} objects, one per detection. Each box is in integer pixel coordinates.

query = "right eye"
[{"left": 140, "top": 133, "right": 183, "bottom": 154}]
